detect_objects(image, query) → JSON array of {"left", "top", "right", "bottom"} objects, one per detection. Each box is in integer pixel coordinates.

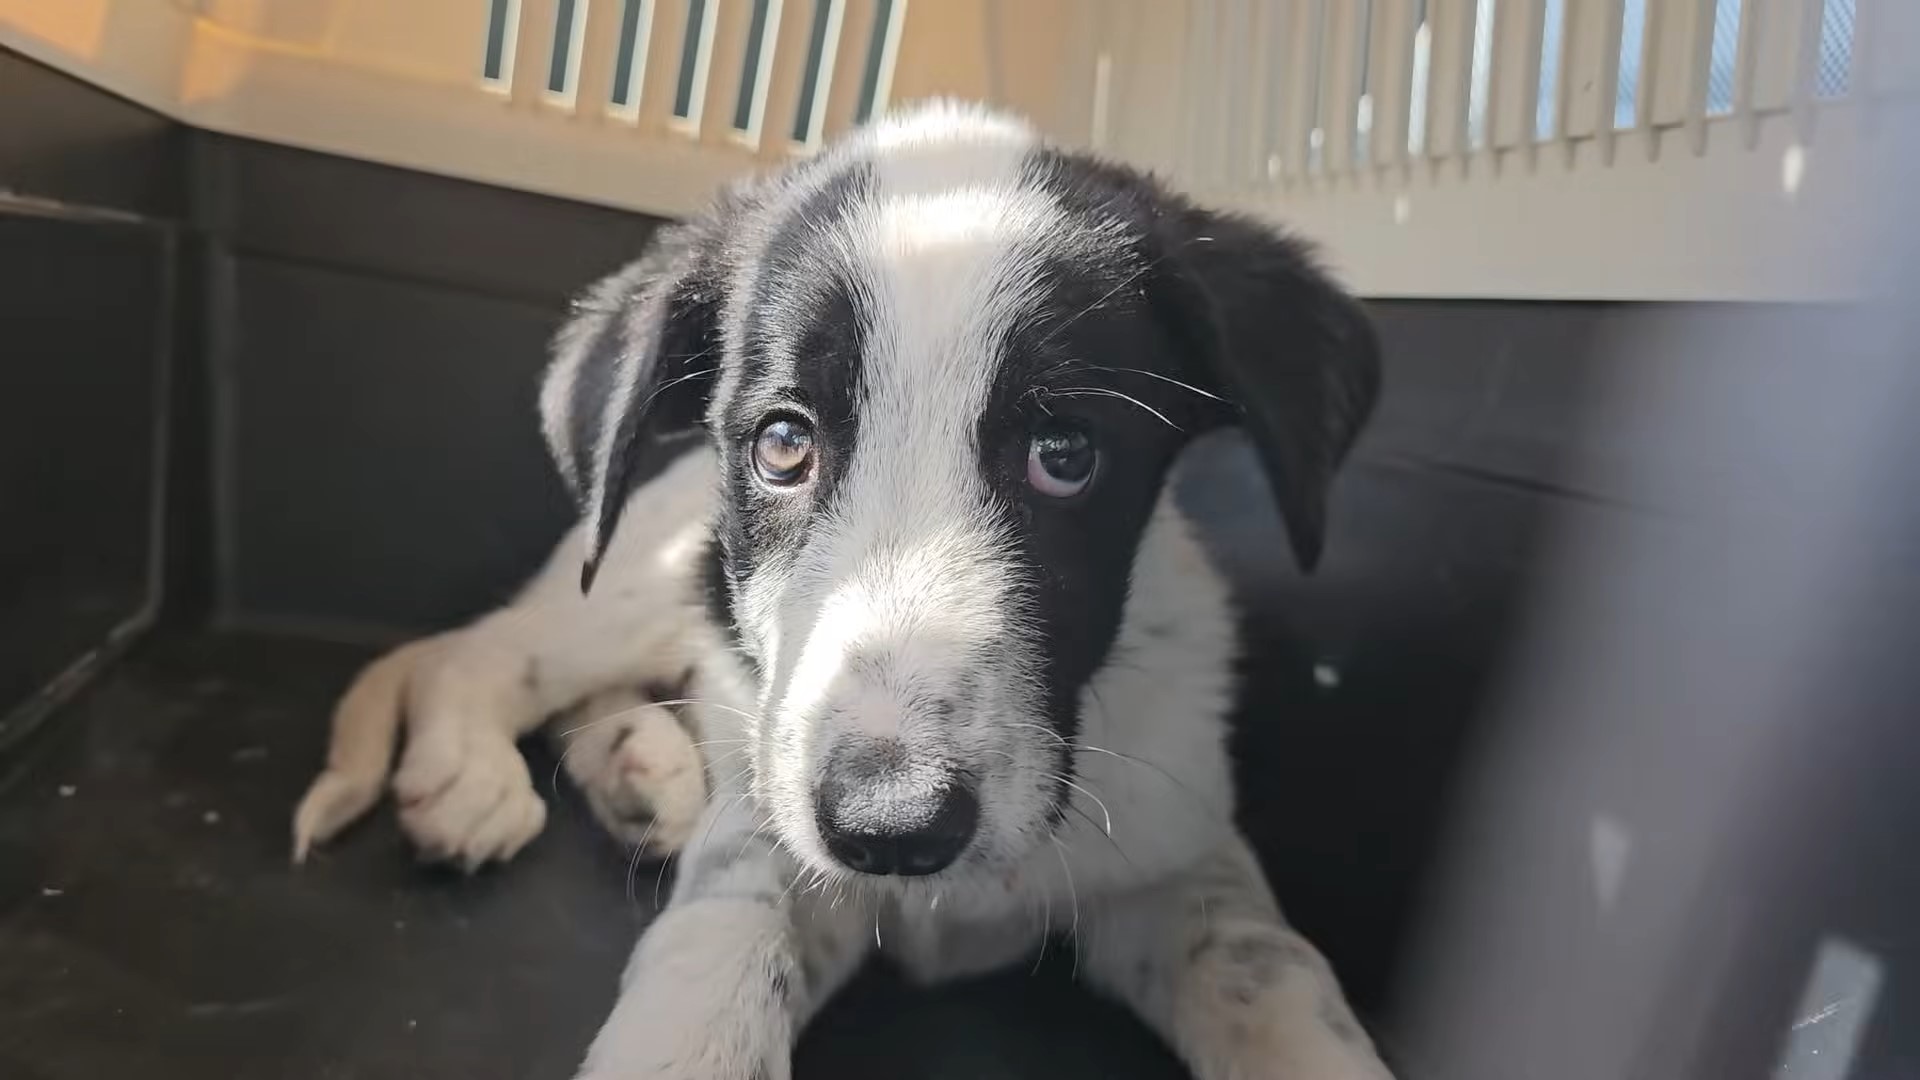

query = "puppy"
[{"left": 295, "top": 102, "right": 1390, "bottom": 1080}]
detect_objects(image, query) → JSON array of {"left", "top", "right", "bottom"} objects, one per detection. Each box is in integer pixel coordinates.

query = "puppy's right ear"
[{"left": 539, "top": 214, "right": 728, "bottom": 592}]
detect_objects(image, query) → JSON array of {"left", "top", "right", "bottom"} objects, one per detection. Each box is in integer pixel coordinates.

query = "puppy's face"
[{"left": 544, "top": 105, "right": 1379, "bottom": 884}]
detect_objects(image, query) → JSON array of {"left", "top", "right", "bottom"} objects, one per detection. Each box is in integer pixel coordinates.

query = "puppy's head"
[{"left": 543, "top": 103, "right": 1378, "bottom": 883}]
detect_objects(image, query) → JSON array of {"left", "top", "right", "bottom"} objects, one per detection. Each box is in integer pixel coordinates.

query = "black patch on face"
[
  {"left": 712, "top": 162, "right": 874, "bottom": 672},
  {"left": 1027, "top": 150, "right": 1383, "bottom": 573},
  {"left": 955, "top": 151, "right": 1233, "bottom": 750},
  {"left": 742, "top": 162, "right": 872, "bottom": 378}
]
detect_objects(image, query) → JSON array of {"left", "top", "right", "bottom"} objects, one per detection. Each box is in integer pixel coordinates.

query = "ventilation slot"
[
  {"left": 482, "top": 0, "right": 523, "bottom": 86},
  {"left": 732, "top": 0, "right": 784, "bottom": 140},
  {"left": 610, "top": 0, "right": 655, "bottom": 116},
  {"left": 672, "top": 0, "right": 720, "bottom": 128},
  {"left": 854, "top": 0, "right": 906, "bottom": 124},
  {"left": 1816, "top": 0, "right": 1856, "bottom": 100},
  {"left": 548, "top": 0, "right": 590, "bottom": 102},
  {"left": 1536, "top": 0, "right": 1565, "bottom": 139},
  {"left": 1701, "top": 0, "right": 1740, "bottom": 115},
  {"left": 1467, "top": 0, "right": 1497, "bottom": 148},
  {"left": 791, "top": 0, "right": 844, "bottom": 144},
  {"left": 1614, "top": 0, "right": 1648, "bottom": 129}
]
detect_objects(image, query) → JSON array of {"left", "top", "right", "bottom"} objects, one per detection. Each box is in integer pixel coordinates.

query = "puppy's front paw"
[
  {"left": 575, "top": 900, "right": 794, "bottom": 1080},
  {"left": 1187, "top": 1002, "right": 1396, "bottom": 1080},
  {"left": 574, "top": 1000, "right": 786, "bottom": 1080},
  {"left": 557, "top": 689, "right": 707, "bottom": 856},
  {"left": 1248, "top": 1031, "right": 1394, "bottom": 1080},
  {"left": 1178, "top": 932, "right": 1396, "bottom": 1080},
  {"left": 391, "top": 724, "right": 546, "bottom": 869}
]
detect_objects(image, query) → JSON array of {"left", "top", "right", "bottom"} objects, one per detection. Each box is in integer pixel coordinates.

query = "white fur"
[
  {"left": 553, "top": 687, "right": 707, "bottom": 855},
  {"left": 293, "top": 449, "right": 721, "bottom": 868},
  {"left": 722, "top": 116, "right": 1094, "bottom": 881},
  {"left": 296, "top": 102, "right": 1391, "bottom": 1080},
  {"left": 302, "top": 461, "right": 1389, "bottom": 1079}
]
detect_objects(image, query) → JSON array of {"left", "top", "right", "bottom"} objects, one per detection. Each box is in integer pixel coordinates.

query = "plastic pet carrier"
[{"left": 3, "top": 2, "right": 1916, "bottom": 1078}]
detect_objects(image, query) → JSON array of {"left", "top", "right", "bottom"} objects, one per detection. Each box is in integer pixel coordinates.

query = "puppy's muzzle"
[{"left": 814, "top": 741, "right": 978, "bottom": 876}]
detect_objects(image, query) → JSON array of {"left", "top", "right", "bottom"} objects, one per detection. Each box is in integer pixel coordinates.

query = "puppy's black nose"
[{"left": 815, "top": 773, "right": 978, "bottom": 877}]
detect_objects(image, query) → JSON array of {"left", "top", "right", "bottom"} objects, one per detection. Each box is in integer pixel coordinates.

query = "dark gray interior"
[{"left": 3, "top": 46, "right": 1916, "bottom": 1080}]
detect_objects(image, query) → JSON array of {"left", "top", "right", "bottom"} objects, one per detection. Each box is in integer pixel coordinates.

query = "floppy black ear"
[
  {"left": 1162, "top": 208, "right": 1381, "bottom": 572},
  {"left": 539, "top": 214, "right": 728, "bottom": 592}
]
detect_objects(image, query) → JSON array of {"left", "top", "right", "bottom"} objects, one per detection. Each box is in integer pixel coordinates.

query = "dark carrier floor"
[{"left": 0, "top": 631, "right": 1191, "bottom": 1080}]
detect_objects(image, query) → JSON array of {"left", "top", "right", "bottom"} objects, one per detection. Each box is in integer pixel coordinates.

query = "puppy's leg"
[
  {"left": 576, "top": 797, "right": 870, "bottom": 1080},
  {"left": 392, "top": 457, "right": 717, "bottom": 868},
  {"left": 551, "top": 687, "right": 707, "bottom": 855},
  {"left": 1079, "top": 836, "right": 1393, "bottom": 1080},
  {"left": 392, "top": 552, "right": 710, "bottom": 867}
]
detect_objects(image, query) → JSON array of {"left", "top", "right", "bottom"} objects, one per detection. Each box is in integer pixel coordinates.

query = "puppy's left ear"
[
  {"left": 1162, "top": 207, "right": 1381, "bottom": 572},
  {"left": 539, "top": 207, "right": 732, "bottom": 592}
]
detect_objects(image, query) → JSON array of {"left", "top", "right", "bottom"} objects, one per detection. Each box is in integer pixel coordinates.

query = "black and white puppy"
[{"left": 295, "top": 102, "right": 1388, "bottom": 1080}]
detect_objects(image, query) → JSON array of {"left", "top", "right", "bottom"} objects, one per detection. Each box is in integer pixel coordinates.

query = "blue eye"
[
  {"left": 1027, "top": 424, "right": 1096, "bottom": 498},
  {"left": 754, "top": 417, "right": 815, "bottom": 487}
]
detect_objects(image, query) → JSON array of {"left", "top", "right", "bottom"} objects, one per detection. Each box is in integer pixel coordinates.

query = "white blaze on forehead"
[
  {"left": 838, "top": 130, "right": 1061, "bottom": 532},
  {"left": 714, "top": 103, "right": 1038, "bottom": 427},
  {"left": 864, "top": 100, "right": 1034, "bottom": 151},
  {"left": 761, "top": 127, "right": 1068, "bottom": 737},
  {"left": 854, "top": 107, "right": 1036, "bottom": 198}
]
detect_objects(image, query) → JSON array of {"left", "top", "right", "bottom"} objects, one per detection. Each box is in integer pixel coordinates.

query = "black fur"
[
  {"left": 545, "top": 121, "right": 1379, "bottom": 857},
  {"left": 1026, "top": 148, "right": 1381, "bottom": 571}
]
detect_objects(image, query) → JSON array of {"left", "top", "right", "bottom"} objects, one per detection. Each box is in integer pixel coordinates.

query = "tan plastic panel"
[{"left": 0, "top": 0, "right": 1887, "bottom": 300}]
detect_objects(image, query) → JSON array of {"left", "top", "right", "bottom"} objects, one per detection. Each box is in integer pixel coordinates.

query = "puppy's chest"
[{"left": 870, "top": 888, "right": 1049, "bottom": 984}]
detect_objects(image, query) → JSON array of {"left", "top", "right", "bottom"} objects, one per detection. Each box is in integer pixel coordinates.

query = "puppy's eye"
[
  {"left": 1027, "top": 423, "right": 1097, "bottom": 498},
  {"left": 753, "top": 417, "right": 815, "bottom": 487}
]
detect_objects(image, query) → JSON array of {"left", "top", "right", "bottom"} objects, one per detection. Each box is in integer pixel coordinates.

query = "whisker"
[
  {"left": 554, "top": 710, "right": 637, "bottom": 740},
  {"left": 1068, "top": 801, "right": 1135, "bottom": 867},
  {"left": 699, "top": 744, "right": 751, "bottom": 778},
  {"left": 1050, "top": 835, "right": 1081, "bottom": 975},
  {"left": 1031, "top": 884, "right": 1055, "bottom": 976},
  {"left": 556, "top": 696, "right": 761, "bottom": 738},
  {"left": 631, "top": 365, "right": 717, "bottom": 425},
  {"left": 1048, "top": 387, "right": 1180, "bottom": 431},
  {"left": 643, "top": 698, "right": 764, "bottom": 723},
  {"left": 625, "top": 814, "right": 661, "bottom": 905},
  {"left": 1072, "top": 742, "right": 1223, "bottom": 821},
  {"left": 550, "top": 736, "right": 583, "bottom": 797},
  {"left": 652, "top": 839, "right": 676, "bottom": 909},
  {"left": 1011, "top": 716, "right": 1223, "bottom": 829},
  {"left": 686, "top": 737, "right": 753, "bottom": 750},
  {"left": 1039, "top": 261, "right": 1157, "bottom": 345},
  {"left": 696, "top": 792, "right": 752, "bottom": 853},
  {"left": 777, "top": 862, "right": 818, "bottom": 907},
  {"left": 1006, "top": 720, "right": 1070, "bottom": 747},
  {"left": 552, "top": 724, "right": 752, "bottom": 799},
  {"left": 552, "top": 729, "right": 747, "bottom": 799},
  {"left": 660, "top": 790, "right": 749, "bottom": 908},
  {"left": 711, "top": 762, "right": 754, "bottom": 793},
  {"left": 1079, "top": 364, "right": 1229, "bottom": 404},
  {"left": 734, "top": 814, "right": 774, "bottom": 861},
  {"left": 1051, "top": 774, "right": 1114, "bottom": 836}
]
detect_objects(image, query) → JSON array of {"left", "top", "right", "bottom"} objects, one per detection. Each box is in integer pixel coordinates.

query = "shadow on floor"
[{"left": 0, "top": 632, "right": 1189, "bottom": 1080}]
